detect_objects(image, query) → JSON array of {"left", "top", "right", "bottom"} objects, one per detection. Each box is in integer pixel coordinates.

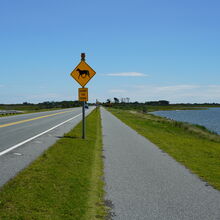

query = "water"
[{"left": 152, "top": 108, "right": 220, "bottom": 135}]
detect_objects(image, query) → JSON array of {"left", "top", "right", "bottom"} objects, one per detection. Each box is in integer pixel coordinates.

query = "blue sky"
[{"left": 0, "top": 0, "right": 220, "bottom": 104}]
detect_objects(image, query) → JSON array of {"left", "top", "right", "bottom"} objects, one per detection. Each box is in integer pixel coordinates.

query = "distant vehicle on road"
[{"left": 85, "top": 104, "right": 89, "bottom": 109}]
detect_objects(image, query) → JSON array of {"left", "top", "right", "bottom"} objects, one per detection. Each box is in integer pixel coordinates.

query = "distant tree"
[
  {"left": 106, "top": 99, "right": 111, "bottom": 103},
  {"left": 158, "top": 100, "right": 169, "bottom": 105},
  {"left": 142, "top": 106, "right": 147, "bottom": 113},
  {"left": 114, "top": 97, "right": 119, "bottom": 103},
  {"left": 23, "top": 102, "right": 32, "bottom": 105},
  {"left": 145, "top": 100, "right": 169, "bottom": 106}
]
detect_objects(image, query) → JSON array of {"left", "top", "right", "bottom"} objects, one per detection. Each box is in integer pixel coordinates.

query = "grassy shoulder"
[
  {"left": 105, "top": 103, "right": 217, "bottom": 112},
  {"left": 108, "top": 108, "right": 220, "bottom": 190},
  {"left": 0, "top": 107, "right": 106, "bottom": 219},
  {"left": 146, "top": 105, "right": 208, "bottom": 112}
]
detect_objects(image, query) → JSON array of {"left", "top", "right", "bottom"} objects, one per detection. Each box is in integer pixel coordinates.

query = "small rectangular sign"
[{"left": 78, "top": 88, "right": 88, "bottom": 101}]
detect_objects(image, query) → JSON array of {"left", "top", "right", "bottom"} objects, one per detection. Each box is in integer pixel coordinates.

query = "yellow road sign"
[
  {"left": 70, "top": 61, "right": 96, "bottom": 87},
  {"left": 78, "top": 88, "right": 88, "bottom": 101}
]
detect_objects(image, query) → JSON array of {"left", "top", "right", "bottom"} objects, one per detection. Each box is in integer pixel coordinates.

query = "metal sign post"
[
  {"left": 81, "top": 53, "right": 86, "bottom": 139},
  {"left": 82, "top": 97, "right": 85, "bottom": 139},
  {"left": 70, "top": 53, "right": 96, "bottom": 139}
]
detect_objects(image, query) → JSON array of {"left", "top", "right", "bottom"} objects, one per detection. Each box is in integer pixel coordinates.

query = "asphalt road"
[
  {"left": 0, "top": 107, "right": 94, "bottom": 187},
  {"left": 101, "top": 108, "right": 220, "bottom": 220}
]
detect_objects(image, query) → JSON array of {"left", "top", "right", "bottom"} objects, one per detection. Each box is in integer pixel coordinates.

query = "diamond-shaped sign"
[{"left": 70, "top": 61, "right": 96, "bottom": 87}]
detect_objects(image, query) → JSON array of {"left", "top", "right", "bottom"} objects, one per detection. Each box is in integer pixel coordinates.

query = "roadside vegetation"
[
  {"left": 0, "top": 108, "right": 64, "bottom": 118},
  {"left": 2, "top": 100, "right": 220, "bottom": 117},
  {"left": 0, "top": 108, "right": 106, "bottom": 219},
  {"left": 0, "top": 101, "right": 82, "bottom": 111},
  {"left": 102, "top": 98, "right": 220, "bottom": 112},
  {"left": 108, "top": 108, "right": 220, "bottom": 190},
  {"left": 0, "top": 101, "right": 83, "bottom": 117}
]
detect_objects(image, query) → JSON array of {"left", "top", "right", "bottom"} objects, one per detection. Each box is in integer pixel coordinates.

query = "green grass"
[
  {"left": 110, "top": 104, "right": 209, "bottom": 112},
  {"left": 108, "top": 108, "right": 220, "bottom": 190},
  {"left": 0, "top": 107, "right": 106, "bottom": 219},
  {"left": 146, "top": 105, "right": 208, "bottom": 112}
]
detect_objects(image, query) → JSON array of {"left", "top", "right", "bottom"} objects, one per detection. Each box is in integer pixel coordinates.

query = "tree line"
[{"left": 0, "top": 101, "right": 82, "bottom": 110}]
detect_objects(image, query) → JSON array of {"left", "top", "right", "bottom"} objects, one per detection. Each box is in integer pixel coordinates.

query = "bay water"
[{"left": 152, "top": 108, "right": 220, "bottom": 135}]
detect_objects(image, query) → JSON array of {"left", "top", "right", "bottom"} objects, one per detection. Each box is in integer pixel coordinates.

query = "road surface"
[
  {"left": 101, "top": 107, "right": 220, "bottom": 220},
  {"left": 0, "top": 107, "right": 94, "bottom": 187}
]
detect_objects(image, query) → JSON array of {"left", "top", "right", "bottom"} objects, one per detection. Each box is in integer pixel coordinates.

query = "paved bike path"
[{"left": 101, "top": 108, "right": 220, "bottom": 220}]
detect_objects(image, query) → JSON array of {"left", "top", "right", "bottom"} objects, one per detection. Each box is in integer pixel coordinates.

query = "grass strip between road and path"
[
  {"left": 108, "top": 108, "right": 220, "bottom": 190},
  {"left": 0, "top": 107, "right": 106, "bottom": 220}
]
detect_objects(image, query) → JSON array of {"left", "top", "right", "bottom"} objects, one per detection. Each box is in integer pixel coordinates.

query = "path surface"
[
  {"left": 0, "top": 107, "right": 94, "bottom": 187},
  {"left": 101, "top": 108, "right": 220, "bottom": 220}
]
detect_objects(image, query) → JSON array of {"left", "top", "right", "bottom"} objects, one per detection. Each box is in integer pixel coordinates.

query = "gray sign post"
[{"left": 81, "top": 53, "right": 86, "bottom": 139}]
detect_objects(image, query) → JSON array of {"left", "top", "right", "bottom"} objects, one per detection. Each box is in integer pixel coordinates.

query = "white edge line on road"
[{"left": 0, "top": 113, "right": 82, "bottom": 157}]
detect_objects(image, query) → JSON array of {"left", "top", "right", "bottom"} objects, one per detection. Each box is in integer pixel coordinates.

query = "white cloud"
[
  {"left": 29, "top": 93, "right": 63, "bottom": 100},
  {"left": 105, "top": 72, "right": 148, "bottom": 77},
  {"left": 1, "top": 93, "right": 73, "bottom": 104},
  {"left": 155, "top": 85, "right": 200, "bottom": 92},
  {"left": 109, "top": 89, "right": 127, "bottom": 93}
]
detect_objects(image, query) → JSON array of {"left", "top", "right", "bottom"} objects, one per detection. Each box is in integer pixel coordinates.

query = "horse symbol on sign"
[
  {"left": 70, "top": 60, "right": 96, "bottom": 87},
  {"left": 76, "top": 68, "right": 90, "bottom": 79}
]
